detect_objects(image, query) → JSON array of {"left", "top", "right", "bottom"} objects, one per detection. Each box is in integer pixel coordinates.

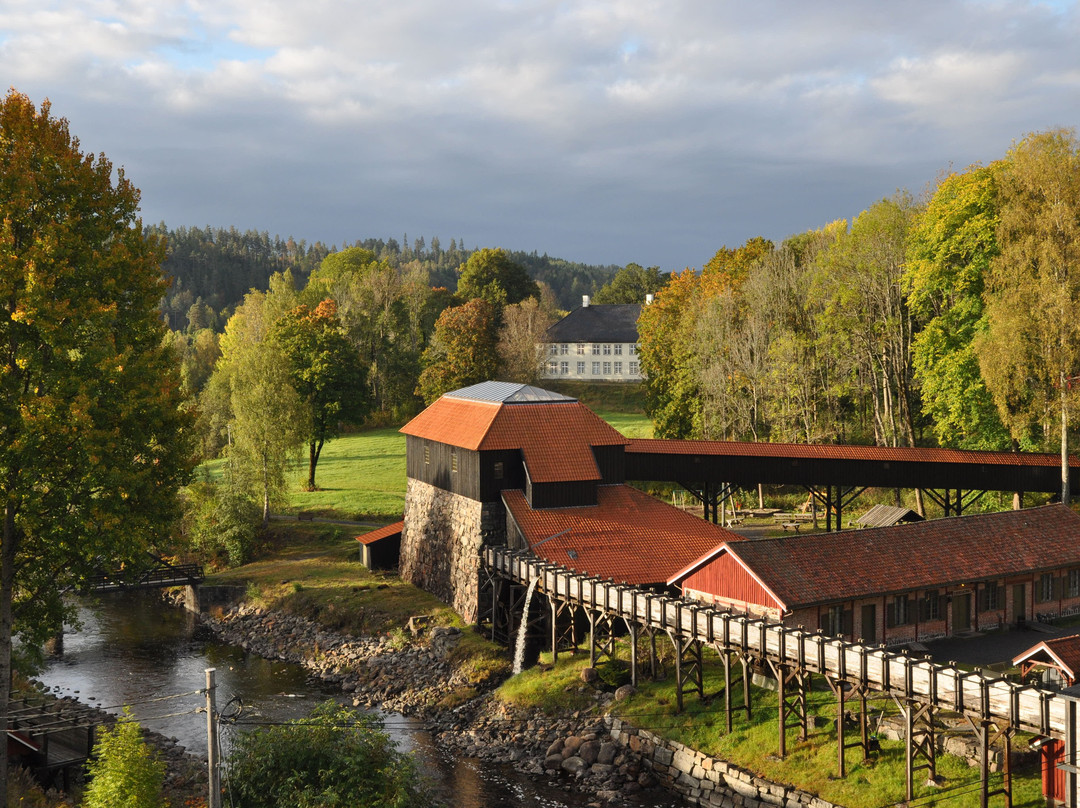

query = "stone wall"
[
  {"left": 605, "top": 716, "right": 841, "bottom": 808},
  {"left": 400, "top": 478, "right": 506, "bottom": 622}
]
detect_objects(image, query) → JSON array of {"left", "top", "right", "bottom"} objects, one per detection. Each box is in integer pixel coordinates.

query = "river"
[{"left": 36, "top": 592, "right": 681, "bottom": 808}]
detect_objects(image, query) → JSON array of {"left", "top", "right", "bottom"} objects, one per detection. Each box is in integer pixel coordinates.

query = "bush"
[
  {"left": 182, "top": 480, "right": 260, "bottom": 566},
  {"left": 81, "top": 711, "right": 165, "bottom": 808},
  {"left": 225, "top": 701, "right": 433, "bottom": 808}
]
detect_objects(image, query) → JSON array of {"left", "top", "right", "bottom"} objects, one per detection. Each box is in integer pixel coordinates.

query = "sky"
[{"left": 2, "top": 1, "right": 1079, "bottom": 270}]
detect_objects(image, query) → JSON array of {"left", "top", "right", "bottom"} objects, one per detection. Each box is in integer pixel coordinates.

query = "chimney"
[
  {"left": 582, "top": 295, "right": 590, "bottom": 308},
  {"left": 645, "top": 294, "right": 654, "bottom": 305}
]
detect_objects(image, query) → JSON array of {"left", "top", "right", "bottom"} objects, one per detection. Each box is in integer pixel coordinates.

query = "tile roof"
[
  {"left": 400, "top": 392, "right": 628, "bottom": 484},
  {"left": 1013, "top": 633, "right": 1080, "bottom": 682},
  {"left": 355, "top": 520, "right": 404, "bottom": 546},
  {"left": 671, "top": 504, "right": 1080, "bottom": 610},
  {"left": 545, "top": 304, "right": 641, "bottom": 344},
  {"left": 503, "top": 484, "right": 740, "bottom": 585},
  {"left": 627, "top": 438, "right": 1078, "bottom": 468}
]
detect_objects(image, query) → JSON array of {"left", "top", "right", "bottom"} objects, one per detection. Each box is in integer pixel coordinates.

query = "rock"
[
  {"left": 597, "top": 742, "right": 617, "bottom": 765},
  {"left": 578, "top": 739, "right": 600, "bottom": 765},
  {"left": 563, "top": 735, "right": 585, "bottom": 757},
  {"left": 544, "top": 754, "right": 564, "bottom": 770},
  {"left": 614, "top": 684, "right": 636, "bottom": 701},
  {"left": 580, "top": 667, "right": 600, "bottom": 684},
  {"left": 561, "top": 756, "right": 588, "bottom": 775},
  {"left": 546, "top": 738, "right": 565, "bottom": 757}
]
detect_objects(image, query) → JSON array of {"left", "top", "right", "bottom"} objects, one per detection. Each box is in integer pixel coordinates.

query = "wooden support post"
[
  {"left": 723, "top": 651, "right": 733, "bottom": 733},
  {"left": 628, "top": 621, "right": 638, "bottom": 688},
  {"left": 837, "top": 679, "right": 846, "bottom": 778},
  {"left": 777, "top": 663, "right": 787, "bottom": 759},
  {"left": 980, "top": 721, "right": 990, "bottom": 808},
  {"left": 550, "top": 599, "right": 558, "bottom": 661},
  {"left": 741, "top": 656, "right": 752, "bottom": 719},
  {"left": 905, "top": 703, "right": 915, "bottom": 803}
]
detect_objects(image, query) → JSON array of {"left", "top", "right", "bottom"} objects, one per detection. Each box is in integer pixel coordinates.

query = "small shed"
[
  {"left": 356, "top": 520, "right": 403, "bottom": 570},
  {"left": 1012, "top": 633, "right": 1080, "bottom": 690},
  {"left": 851, "top": 504, "right": 924, "bottom": 529}
]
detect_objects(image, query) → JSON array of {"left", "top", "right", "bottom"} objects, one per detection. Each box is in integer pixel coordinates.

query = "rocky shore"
[{"left": 204, "top": 603, "right": 684, "bottom": 806}]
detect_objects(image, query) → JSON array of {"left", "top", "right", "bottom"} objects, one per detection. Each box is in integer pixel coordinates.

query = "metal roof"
[
  {"left": 444, "top": 381, "right": 576, "bottom": 404},
  {"left": 852, "top": 504, "right": 924, "bottom": 528}
]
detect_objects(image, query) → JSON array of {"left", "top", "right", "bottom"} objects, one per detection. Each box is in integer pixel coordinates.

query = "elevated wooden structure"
[
  {"left": 625, "top": 438, "right": 1080, "bottom": 528},
  {"left": 83, "top": 554, "right": 203, "bottom": 593},
  {"left": 6, "top": 696, "right": 98, "bottom": 788},
  {"left": 482, "top": 546, "right": 1080, "bottom": 807}
]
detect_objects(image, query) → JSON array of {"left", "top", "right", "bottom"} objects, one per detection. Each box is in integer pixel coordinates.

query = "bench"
[
  {"left": 781, "top": 522, "right": 801, "bottom": 533},
  {"left": 298, "top": 512, "right": 314, "bottom": 521}
]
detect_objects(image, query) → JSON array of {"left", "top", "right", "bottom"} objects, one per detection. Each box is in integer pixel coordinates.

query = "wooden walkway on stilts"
[{"left": 481, "top": 547, "right": 1080, "bottom": 807}]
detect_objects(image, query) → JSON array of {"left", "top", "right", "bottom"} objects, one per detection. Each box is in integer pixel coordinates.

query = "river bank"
[{"left": 204, "top": 603, "right": 683, "bottom": 806}]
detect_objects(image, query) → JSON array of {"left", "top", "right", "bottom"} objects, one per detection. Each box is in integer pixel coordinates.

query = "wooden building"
[
  {"left": 668, "top": 504, "right": 1080, "bottom": 646},
  {"left": 355, "top": 520, "right": 403, "bottom": 570}
]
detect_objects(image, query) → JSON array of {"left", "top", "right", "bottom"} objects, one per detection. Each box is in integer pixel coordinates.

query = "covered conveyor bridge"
[{"left": 624, "top": 438, "right": 1080, "bottom": 529}]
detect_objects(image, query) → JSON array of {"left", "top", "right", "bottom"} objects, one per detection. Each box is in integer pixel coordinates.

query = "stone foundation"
[
  {"left": 400, "top": 479, "right": 505, "bottom": 622},
  {"left": 606, "top": 716, "right": 841, "bottom": 808}
]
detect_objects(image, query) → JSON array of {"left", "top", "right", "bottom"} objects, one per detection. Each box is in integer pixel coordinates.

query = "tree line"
[{"left": 638, "top": 129, "right": 1080, "bottom": 499}]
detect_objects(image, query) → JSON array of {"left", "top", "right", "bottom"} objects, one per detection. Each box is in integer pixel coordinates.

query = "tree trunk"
[{"left": 1062, "top": 378, "right": 1070, "bottom": 506}]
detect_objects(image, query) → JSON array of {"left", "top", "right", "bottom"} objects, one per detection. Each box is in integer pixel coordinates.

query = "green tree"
[
  {"left": 456, "top": 247, "right": 539, "bottom": 308},
  {"left": 417, "top": 299, "right": 499, "bottom": 404},
  {"left": 214, "top": 284, "right": 305, "bottom": 527},
  {"left": 0, "top": 90, "right": 193, "bottom": 805},
  {"left": 592, "top": 263, "right": 667, "bottom": 304},
  {"left": 82, "top": 711, "right": 165, "bottom": 808},
  {"left": 225, "top": 702, "right": 430, "bottom": 808},
  {"left": 976, "top": 129, "right": 1080, "bottom": 502},
  {"left": 274, "top": 299, "right": 369, "bottom": 490},
  {"left": 904, "top": 164, "right": 1010, "bottom": 450}
]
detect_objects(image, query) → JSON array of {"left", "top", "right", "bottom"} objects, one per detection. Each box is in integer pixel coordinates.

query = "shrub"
[
  {"left": 225, "top": 701, "right": 432, "bottom": 808},
  {"left": 81, "top": 711, "right": 165, "bottom": 808},
  {"left": 182, "top": 480, "right": 260, "bottom": 566}
]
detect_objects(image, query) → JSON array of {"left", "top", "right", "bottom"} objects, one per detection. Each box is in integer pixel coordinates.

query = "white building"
[{"left": 539, "top": 295, "right": 646, "bottom": 382}]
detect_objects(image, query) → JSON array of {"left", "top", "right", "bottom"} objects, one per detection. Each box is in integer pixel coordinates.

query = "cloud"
[{"left": 1, "top": 0, "right": 1078, "bottom": 267}]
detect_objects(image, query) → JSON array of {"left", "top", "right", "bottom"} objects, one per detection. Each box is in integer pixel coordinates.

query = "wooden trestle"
[{"left": 482, "top": 547, "right": 1080, "bottom": 807}]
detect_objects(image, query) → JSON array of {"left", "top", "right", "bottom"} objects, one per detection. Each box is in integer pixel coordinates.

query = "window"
[
  {"left": 602, "top": 362, "right": 611, "bottom": 375},
  {"left": 979, "top": 584, "right": 1002, "bottom": 611},
  {"left": 825, "top": 605, "right": 845, "bottom": 636},
  {"left": 547, "top": 362, "right": 558, "bottom": 375},
  {"left": 592, "top": 344, "right": 601, "bottom": 355},
  {"left": 614, "top": 344, "right": 623, "bottom": 355},
  {"left": 921, "top": 590, "right": 941, "bottom": 621},
  {"left": 560, "top": 361, "right": 569, "bottom": 375},
  {"left": 629, "top": 361, "right": 639, "bottom": 375},
  {"left": 629, "top": 343, "right": 638, "bottom": 355},
  {"left": 603, "top": 344, "right": 611, "bottom": 355},
  {"left": 614, "top": 362, "right": 623, "bottom": 374},
  {"left": 1038, "top": 573, "right": 1054, "bottom": 603},
  {"left": 423, "top": 445, "right": 430, "bottom": 465},
  {"left": 1070, "top": 569, "right": 1080, "bottom": 598},
  {"left": 549, "top": 344, "right": 558, "bottom": 355},
  {"left": 592, "top": 361, "right": 601, "bottom": 374},
  {"left": 894, "top": 595, "right": 910, "bottom": 626},
  {"left": 576, "top": 361, "right": 585, "bottom": 374},
  {"left": 577, "top": 344, "right": 585, "bottom": 355},
  {"left": 493, "top": 461, "right": 504, "bottom": 480},
  {"left": 560, "top": 343, "right": 569, "bottom": 355},
  {"left": 451, "top": 449, "right": 458, "bottom": 473}
]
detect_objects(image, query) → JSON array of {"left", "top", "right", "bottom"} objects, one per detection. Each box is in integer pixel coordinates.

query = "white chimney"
[
  {"left": 582, "top": 295, "right": 590, "bottom": 308},
  {"left": 645, "top": 294, "right": 654, "bottom": 305}
]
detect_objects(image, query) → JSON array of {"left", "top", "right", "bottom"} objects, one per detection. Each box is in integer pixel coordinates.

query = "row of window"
[
  {"left": 549, "top": 343, "right": 639, "bottom": 356},
  {"left": 546, "top": 361, "right": 640, "bottom": 376}
]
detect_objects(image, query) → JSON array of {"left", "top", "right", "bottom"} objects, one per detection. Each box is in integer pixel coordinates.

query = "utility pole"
[{"left": 205, "top": 668, "right": 221, "bottom": 808}]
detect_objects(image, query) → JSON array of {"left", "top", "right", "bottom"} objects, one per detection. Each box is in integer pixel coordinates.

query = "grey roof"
[
  {"left": 445, "top": 381, "right": 576, "bottom": 404},
  {"left": 852, "top": 504, "right": 925, "bottom": 528},
  {"left": 545, "top": 304, "right": 642, "bottom": 344}
]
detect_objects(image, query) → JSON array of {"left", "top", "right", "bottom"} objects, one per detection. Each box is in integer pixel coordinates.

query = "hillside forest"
[{"left": 168, "top": 129, "right": 1080, "bottom": 557}]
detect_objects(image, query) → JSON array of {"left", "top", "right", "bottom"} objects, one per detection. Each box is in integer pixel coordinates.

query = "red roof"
[
  {"left": 670, "top": 504, "right": 1080, "bottom": 610},
  {"left": 355, "top": 520, "right": 404, "bottom": 546},
  {"left": 1012, "top": 634, "right": 1080, "bottom": 683},
  {"left": 503, "top": 484, "right": 740, "bottom": 585},
  {"left": 401, "top": 397, "right": 627, "bottom": 483},
  {"left": 627, "top": 438, "right": 1078, "bottom": 467}
]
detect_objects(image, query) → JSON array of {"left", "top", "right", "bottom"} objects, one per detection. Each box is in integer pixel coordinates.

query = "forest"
[{"left": 167, "top": 128, "right": 1080, "bottom": 559}]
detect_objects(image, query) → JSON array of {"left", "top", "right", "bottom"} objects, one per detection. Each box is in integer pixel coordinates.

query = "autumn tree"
[
  {"left": 497, "top": 297, "right": 556, "bottom": 383},
  {"left": 976, "top": 129, "right": 1080, "bottom": 502},
  {"left": 274, "top": 299, "right": 369, "bottom": 490},
  {"left": 0, "top": 91, "right": 193, "bottom": 803},
  {"left": 904, "top": 164, "right": 1011, "bottom": 450},
  {"left": 417, "top": 298, "right": 499, "bottom": 404}
]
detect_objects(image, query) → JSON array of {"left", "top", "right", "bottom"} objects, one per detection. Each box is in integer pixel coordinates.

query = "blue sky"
[{"left": 2, "top": 0, "right": 1078, "bottom": 270}]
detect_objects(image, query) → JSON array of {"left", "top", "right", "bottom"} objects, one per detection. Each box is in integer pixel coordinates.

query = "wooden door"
[
  {"left": 952, "top": 592, "right": 971, "bottom": 633},
  {"left": 1013, "top": 583, "right": 1027, "bottom": 625},
  {"left": 860, "top": 604, "right": 876, "bottom": 644}
]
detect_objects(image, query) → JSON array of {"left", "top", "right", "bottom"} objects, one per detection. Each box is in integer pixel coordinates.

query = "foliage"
[
  {"left": 455, "top": 247, "right": 539, "bottom": 309},
  {"left": 977, "top": 129, "right": 1080, "bottom": 470},
  {"left": 0, "top": 90, "right": 194, "bottom": 803},
  {"left": 592, "top": 263, "right": 668, "bottom": 304},
  {"left": 416, "top": 299, "right": 499, "bottom": 404},
  {"left": 904, "top": 163, "right": 1011, "bottom": 449},
  {"left": 82, "top": 711, "right": 166, "bottom": 808},
  {"left": 182, "top": 478, "right": 260, "bottom": 566},
  {"left": 273, "top": 299, "right": 370, "bottom": 489},
  {"left": 497, "top": 297, "right": 557, "bottom": 383},
  {"left": 225, "top": 701, "right": 432, "bottom": 808}
]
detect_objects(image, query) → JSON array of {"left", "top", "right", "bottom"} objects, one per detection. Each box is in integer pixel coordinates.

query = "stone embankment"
[{"left": 204, "top": 603, "right": 841, "bottom": 807}]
